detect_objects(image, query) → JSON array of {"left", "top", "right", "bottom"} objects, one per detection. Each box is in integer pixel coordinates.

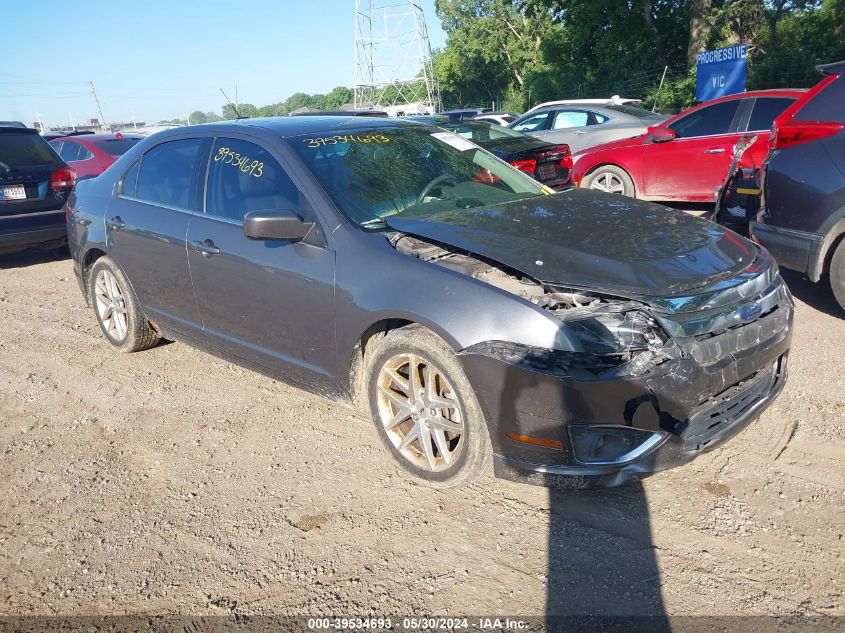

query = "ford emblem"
[{"left": 737, "top": 302, "right": 763, "bottom": 322}]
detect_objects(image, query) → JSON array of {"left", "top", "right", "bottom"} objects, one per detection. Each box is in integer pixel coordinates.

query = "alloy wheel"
[
  {"left": 94, "top": 270, "right": 129, "bottom": 342},
  {"left": 590, "top": 172, "right": 625, "bottom": 194},
  {"left": 376, "top": 353, "right": 465, "bottom": 472}
]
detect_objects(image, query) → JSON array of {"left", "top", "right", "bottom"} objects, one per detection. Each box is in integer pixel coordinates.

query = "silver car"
[{"left": 509, "top": 103, "right": 667, "bottom": 153}]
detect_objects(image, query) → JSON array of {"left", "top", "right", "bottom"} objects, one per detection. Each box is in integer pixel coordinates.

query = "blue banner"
[{"left": 695, "top": 44, "right": 747, "bottom": 102}]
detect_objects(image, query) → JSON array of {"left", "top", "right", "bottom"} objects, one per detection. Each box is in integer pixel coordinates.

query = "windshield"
[
  {"left": 605, "top": 104, "right": 659, "bottom": 118},
  {"left": 289, "top": 125, "right": 547, "bottom": 227}
]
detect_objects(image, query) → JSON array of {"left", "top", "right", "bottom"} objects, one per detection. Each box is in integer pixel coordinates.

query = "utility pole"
[
  {"left": 90, "top": 81, "right": 109, "bottom": 132},
  {"left": 235, "top": 85, "right": 238, "bottom": 111},
  {"left": 69, "top": 112, "right": 76, "bottom": 130}
]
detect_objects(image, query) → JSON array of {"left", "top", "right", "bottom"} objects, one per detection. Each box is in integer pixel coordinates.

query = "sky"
[{"left": 0, "top": 0, "right": 447, "bottom": 128}]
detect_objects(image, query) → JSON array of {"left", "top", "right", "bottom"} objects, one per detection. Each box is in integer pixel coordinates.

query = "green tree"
[{"left": 189, "top": 110, "right": 207, "bottom": 124}]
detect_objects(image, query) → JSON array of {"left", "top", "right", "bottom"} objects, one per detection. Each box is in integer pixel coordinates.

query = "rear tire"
[
  {"left": 364, "top": 325, "right": 492, "bottom": 488},
  {"left": 829, "top": 238, "right": 845, "bottom": 312},
  {"left": 88, "top": 256, "right": 159, "bottom": 353},
  {"left": 583, "top": 165, "right": 636, "bottom": 197}
]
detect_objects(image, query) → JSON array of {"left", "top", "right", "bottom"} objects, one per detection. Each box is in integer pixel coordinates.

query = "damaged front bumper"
[{"left": 458, "top": 275, "right": 793, "bottom": 489}]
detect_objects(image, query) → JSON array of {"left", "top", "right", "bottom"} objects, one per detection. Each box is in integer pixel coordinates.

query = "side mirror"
[
  {"left": 243, "top": 209, "right": 314, "bottom": 241},
  {"left": 650, "top": 127, "right": 677, "bottom": 143}
]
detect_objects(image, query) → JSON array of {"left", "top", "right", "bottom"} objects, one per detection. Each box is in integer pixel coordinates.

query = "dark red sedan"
[
  {"left": 49, "top": 132, "right": 143, "bottom": 181},
  {"left": 571, "top": 89, "right": 805, "bottom": 202}
]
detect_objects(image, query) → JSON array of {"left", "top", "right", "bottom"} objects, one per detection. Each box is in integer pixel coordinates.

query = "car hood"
[
  {"left": 572, "top": 133, "right": 649, "bottom": 160},
  {"left": 385, "top": 189, "right": 757, "bottom": 298}
]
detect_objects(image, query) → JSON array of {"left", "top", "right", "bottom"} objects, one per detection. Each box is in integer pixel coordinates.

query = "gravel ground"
[{"left": 0, "top": 248, "right": 843, "bottom": 620}]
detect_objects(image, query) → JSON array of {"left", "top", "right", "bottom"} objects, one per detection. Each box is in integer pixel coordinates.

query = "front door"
[
  {"left": 186, "top": 135, "right": 336, "bottom": 390},
  {"left": 642, "top": 99, "right": 743, "bottom": 202},
  {"left": 106, "top": 137, "right": 204, "bottom": 339}
]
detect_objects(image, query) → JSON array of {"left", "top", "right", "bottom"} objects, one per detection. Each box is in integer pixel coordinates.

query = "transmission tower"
[{"left": 354, "top": 0, "right": 442, "bottom": 113}]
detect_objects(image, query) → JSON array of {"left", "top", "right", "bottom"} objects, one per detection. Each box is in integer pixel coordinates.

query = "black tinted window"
[
  {"left": 0, "top": 132, "right": 59, "bottom": 166},
  {"left": 671, "top": 100, "right": 741, "bottom": 138},
  {"left": 95, "top": 138, "right": 141, "bottom": 156},
  {"left": 797, "top": 76, "right": 845, "bottom": 123},
  {"left": 136, "top": 138, "right": 202, "bottom": 210},
  {"left": 206, "top": 138, "right": 302, "bottom": 222},
  {"left": 747, "top": 97, "right": 795, "bottom": 131}
]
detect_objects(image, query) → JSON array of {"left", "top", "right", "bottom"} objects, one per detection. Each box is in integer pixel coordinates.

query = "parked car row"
[{"left": 0, "top": 127, "right": 143, "bottom": 253}]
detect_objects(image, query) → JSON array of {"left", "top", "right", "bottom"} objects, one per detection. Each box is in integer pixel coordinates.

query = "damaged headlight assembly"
[{"left": 465, "top": 303, "right": 673, "bottom": 380}]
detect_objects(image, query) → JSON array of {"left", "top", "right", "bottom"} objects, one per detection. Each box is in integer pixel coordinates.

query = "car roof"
[
  {"left": 152, "top": 116, "right": 428, "bottom": 139},
  {"left": 818, "top": 59, "right": 845, "bottom": 75},
  {"left": 52, "top": 133, "right": 143, "bottom": 142}
]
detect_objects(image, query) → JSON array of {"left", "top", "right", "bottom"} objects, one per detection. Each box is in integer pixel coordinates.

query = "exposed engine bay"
[{"left": 388, "top": 233, "right": 622, "bottom": 313}]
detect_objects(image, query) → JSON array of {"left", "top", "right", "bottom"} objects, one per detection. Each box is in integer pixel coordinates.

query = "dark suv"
[
  {"left": 751, "top": 60, "right": 845, "bottom": 310},
  {"left": 68, "top": 118, "right": 792, "bottom": 489},
  {"left": 0, "top": 126, "right": 76, "bottom": 254}
]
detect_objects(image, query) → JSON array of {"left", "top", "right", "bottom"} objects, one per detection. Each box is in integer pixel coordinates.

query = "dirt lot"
[{"left": 0, "top": 248, "right": 843, "bottom": 620}]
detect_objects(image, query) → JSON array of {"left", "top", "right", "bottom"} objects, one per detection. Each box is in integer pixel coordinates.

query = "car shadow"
[
  {"left": 0, "top": 245, "right": 70, "bottom": 270},
  {"left": 780, "top": 269, "right": 843, "bottom": 318}
]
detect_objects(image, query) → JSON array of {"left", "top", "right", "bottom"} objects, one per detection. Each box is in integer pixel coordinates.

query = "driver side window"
[
  {"left": 206, "top": 138, "right": 303, "bottom": 223},
  {"left": 512, "top": 112, "right": 550, "bottom": 132}
]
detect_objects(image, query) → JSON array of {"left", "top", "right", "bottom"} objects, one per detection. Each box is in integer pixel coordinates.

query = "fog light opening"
[{"left": 568, "top": 425, "right": 666, "bottom": 465}]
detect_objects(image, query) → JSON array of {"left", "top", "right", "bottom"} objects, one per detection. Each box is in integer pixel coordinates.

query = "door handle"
[
  {"left": 191, "top": 239, "right": 221, "bottom": 257},
  {"left": 704, "top": 148, "right": 726, "bottom": 154},
  {"left": 106, "top": 216, "right": 125, "bottom": 230},
  {"left": 76, "top": 218, "right": 92, "bottom": 226}
]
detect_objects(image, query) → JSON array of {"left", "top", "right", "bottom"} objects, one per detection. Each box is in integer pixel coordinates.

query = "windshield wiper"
[{"left": 359, "top": 218, "right": 387, "bottom": 228}]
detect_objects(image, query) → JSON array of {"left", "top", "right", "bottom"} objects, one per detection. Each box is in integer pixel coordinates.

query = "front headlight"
[
  {"left": 562, "top": 309, "right": 667, "bottom": 356},
  {"left": 463, "top": 309, "right": 674, "bottom": 379}
]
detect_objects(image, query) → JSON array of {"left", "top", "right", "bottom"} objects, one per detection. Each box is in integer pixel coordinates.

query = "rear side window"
[
  {"left": 0, "top": 132, "right": 59, "bottom": 166},
  {"left": 121, "top": 159, "right": 141, "bottom": 197},
  {"left": 747, "top": 97, "right": 795, "bottom": 131},
  {"left": 671, "top": 99, "right": 741, "bottom": 138},
  {"left": 205, "top": 137, "right": 302, "bottom": 223},
  {"left": 797, "top": 75, "right": 845, "bottom": 123},
  {"left": 95, "top": 138, "right": 141, "bottom": 156},
  {"left": 552, "top": 110, "right": 589, "bottom": 129},
  {"left": 135, "top": 138, "right": 202, "bottom": 210},
  {"left": 58, "top": 142, "right": 82, "bottom": 162}
]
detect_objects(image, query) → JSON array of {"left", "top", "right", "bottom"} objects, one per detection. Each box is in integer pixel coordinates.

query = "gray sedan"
[
  {"left": 509, "top": 103, "right": 667, "bottom": 152},
  {"left": 67, "top": 117, "right": 791, "bottom": 489}
]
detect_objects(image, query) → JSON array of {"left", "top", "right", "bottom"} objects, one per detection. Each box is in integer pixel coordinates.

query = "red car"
[
  {"left": 571, "top": 89, "right": 806, "bottom": 203},
  {"left": 49, "top": 132, "right": 143, "bottom": 181}
]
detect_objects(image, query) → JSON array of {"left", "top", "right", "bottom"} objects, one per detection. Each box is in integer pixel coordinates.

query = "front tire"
[
  {"left": 88, "top": 256, "right": 159, "bottom": 352},
  {"left": 364, "top": 325, "right": 492, "bottom": 488},
  {"left": 830, "top": 238, "right": 845, "bottom": 312},
  {"left": 583, "top": 165, "right": 636, "bottom": 197}
]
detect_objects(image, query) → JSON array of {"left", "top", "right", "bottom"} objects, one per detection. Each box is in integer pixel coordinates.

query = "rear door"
[
  {"left": 642, "top": 98, "right": 744, "bottom": 201},
  {"left": 107, "top": 136, "right": 204, "bottom": 339},
  {"left": 186, "top": 134, "right": 336, "bottom": 389},
  {"left": 0, "top": 129, "right": 67, "bottom": 235},
  {"left": 56, "top": 139, "right": 96, "bottom": 179}
]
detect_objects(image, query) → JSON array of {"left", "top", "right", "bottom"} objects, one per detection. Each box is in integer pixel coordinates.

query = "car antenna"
[{"left": 220, "top": 88, "right": 246, "bottom": 119}]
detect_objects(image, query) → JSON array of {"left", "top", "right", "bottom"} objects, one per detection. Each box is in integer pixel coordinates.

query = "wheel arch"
[
  {"left": 810, "top": 210, "right": 845, "bottom": 281},
  {"left": 79, "top": 247, "right": 108, "bottom": 305},
  {"left": 582, "top": 162, "right": 638, "bottom": 197},
  {"left": 346, "top": 317, "right": 457, "bottom": 411}
]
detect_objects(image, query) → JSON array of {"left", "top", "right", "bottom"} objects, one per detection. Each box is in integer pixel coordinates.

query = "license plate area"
[
  {"left": 537, "top": 164, "right": 556, "bottom": 181},
  {"left": 0, "top": 185, "right": 27, "bottom": 201}
]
